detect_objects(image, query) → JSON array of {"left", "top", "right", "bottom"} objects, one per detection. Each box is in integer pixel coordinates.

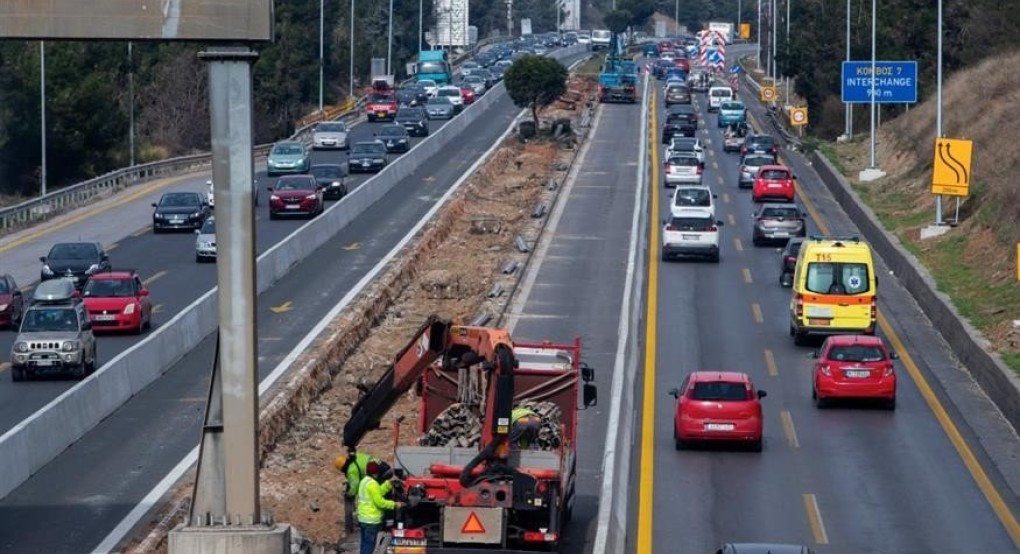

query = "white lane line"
[
  {"left": 92, "top": 52, "right": 590, "bottom": 554},
  {"left": 592, "top": 71, "right": 648, "bottom": 554}
]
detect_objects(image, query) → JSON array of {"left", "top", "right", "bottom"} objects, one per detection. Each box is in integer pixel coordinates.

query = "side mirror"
[
  {"left": 151, "top": 202, "right": 158, "bottom": 208},
  {"left": 194, "top": 229, "right": 201, "bottom": 235},
  {"left": 716, "top": 220, "right": 725, "bottom": 226},
  {"left": 668, "top": 387, "right": 680, "bottom": 398},
  {"left": 712, "top": 194, "right": 718, "bottom": 198},
  {"left": 13, "top": 289, "right": 22, "bottom": 296},
  {"left": 661, "top": 219, "right": 667, "bottom": 226},
  {"left": 101, "top": 255, "right": 109, "bottom": 262},
  {"left": 82, "top": 321, "right": 92, "bottom": 330},
  {"left": 802, "top": 212, "right": 808, "bottom": 217},
  {"left": 757, "top": 389, "right": 768, "bottom": 399},
  {"left": 809, "top": 350, "right": 819, "bottom": 359},
  {"left": 582, "top": 383, "right": 597, "bottom": 408},
  {"left": 140, "top": 288, "right": 150, "bottom": 297},
  {"left": 39, "top": 256, "right": 46, "bottom": 263},
  {"left": 890, "top": 352, "right": 900, "bottom": 360},
  {"left": 580, "top": 362, "right": 595, "bottom": 382},
  {"left": 266, "top": 186, "right": 274, "bottom": 192}
]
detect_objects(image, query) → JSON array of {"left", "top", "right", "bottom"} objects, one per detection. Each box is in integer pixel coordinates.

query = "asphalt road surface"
[
  {"left": 0, "top": 52, "right": 590, "bottom": 553},
  {"left": 637, "top": 74, "right": 1020, "bottom": 553}
]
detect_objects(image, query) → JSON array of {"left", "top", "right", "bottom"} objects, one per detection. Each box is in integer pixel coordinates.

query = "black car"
[
  {"left": 347, "top": 140, "right": 389, "bottom": 173},
  {"left": 396, "top": 83, "right": 428, "bottom": 107},
  {"left": 39, "top": 241, "right": 111, "bottom": 288},
  {"left": 395, "top": 107, "right": 430, "bottom": 137},
  {"left": 779, "top": 237, "right": 806, "bottom": 287},
  {"left": 151, "top": 191, "right": 210, "bottom": 232},
  {"left": 375, "top": 124, "right": 411, "bottom": 154},
  {"left": 309, "top": 164, "right": 349, "bottom": 200},
  {"left": 662, "top": 113, "right": 697, "bottom": 143}
]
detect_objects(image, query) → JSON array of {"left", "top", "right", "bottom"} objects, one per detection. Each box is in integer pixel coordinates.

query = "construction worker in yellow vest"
[
  {"left": 335, "top": 451, "right": 393, "bottom": 533},
  {"left": 508, "top": 406, "right": 542, "bottom": 449},
  {"left": 356, "top": 461, "right": 404, "bottom": 554}
]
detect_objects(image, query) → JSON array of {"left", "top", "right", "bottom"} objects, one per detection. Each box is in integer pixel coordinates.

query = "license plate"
[
  {"left": 705, "top": 423, "right": 735, "bottom": 431},
  {"left": 805, "top": 306, "right": 833, "bottom": 318},
  {"left": 377, "top": 111, "right": 386, "bottom": 117},
  {"left": 808, "top": 318, "right": 830, "bottom": 326},
  {"left": 845, "top": 370, "right": 870, "bottom": 378},
  {"left": 94, "top": 314, "right": 117, "bottom": 321},
  {"left": 681, "top": 234, "right": 699, "bottom": 240},
  {"left": 285, "top": 205, "right": 301, "bottom": 209},
  {"left": 34, "top": 360, "right": 55, "bottom": 367},
  {"left": 773, "top": 231, "right": 790, "bottom": 237},
  {"left": 768, "top": 183, "right": 782, "bottom": 188}
]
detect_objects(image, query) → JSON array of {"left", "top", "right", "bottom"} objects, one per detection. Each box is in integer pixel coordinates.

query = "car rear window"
[
  {"left": 721, "top": 102, "right": 744, "bottom": 110},
  {"left": 674, "top": 189, "right": 711, "bottom": 207},
  {"left": 744, "top": 156, "right": 774, "bottom": 166},
  {"left": 827, "top": 345, "right": 886, "bottom": 362},
  {"left": 369, "top": 93, "right": 393, "bottom": 103},
  {"left": 691, "top": 381, "right": 749, "bottom": 401},
  {"left": 670, "top": 216, "right": 714, "bottom": 231},
  {"left": 761, "top": 207, "right": 800, "bottom": 218},
  {"left": 668, "top": 156, "right": 699, "bottom": 167},
  {"left": 748, "top": 136, "right": 775, "bottom": 147},
  {"left": 711, "top": 89, "right": 732, "bottom": 97},
  {"left": 760, "top": 169, "right": 791, "bottom": 180},
  {"left": 805, "top": 262, "right": 870, "bottom": 295}
]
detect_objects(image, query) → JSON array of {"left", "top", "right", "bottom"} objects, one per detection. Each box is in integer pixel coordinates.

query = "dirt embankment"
[
  {"left": 128, "top": 72, "right": 599, "bottom": 554},
  {"left": 829, "top": 48, "right": 1020, "bottom": 362}
]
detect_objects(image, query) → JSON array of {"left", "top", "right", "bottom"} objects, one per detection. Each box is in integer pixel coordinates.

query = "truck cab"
[{"left": 416, "top": 50, "right": 453, "bottom": 87}]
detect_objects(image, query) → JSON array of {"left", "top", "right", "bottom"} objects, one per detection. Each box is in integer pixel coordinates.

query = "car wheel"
[
  {"left": 814, "top": 390, "right": 828, "bottom": 409},
  {"left": 793, "top": 330, "right": 808, "bottom": 346},
  {"left": 71, "top": 362, "right": 87, "bottom": 380},
  {"left": 885, "top": 397, "right": 897, "bottom": 411},
  {"left": 752, "top": 235, "right": 761, "bottom": 247},
  {"left": 711, "top": 253, "right": 720, "bottom": 263},
  {"left": 749, "top": 438, "right": 763, "bottom": 452},
  {"left": 11, "top": 367, "right": 24, "bottom": 382}
]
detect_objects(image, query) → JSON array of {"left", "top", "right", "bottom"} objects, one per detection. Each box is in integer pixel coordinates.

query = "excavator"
[
  {"left": 598, "top": 31, "right": 639, "bottom": 103},
  {"left": 342, "top": 315, "right": 597, "bottom": 553}
]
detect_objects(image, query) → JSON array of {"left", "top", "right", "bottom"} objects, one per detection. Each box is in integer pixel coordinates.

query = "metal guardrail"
[{"left": 0, "top": 36, "right": 516, "bottom": 237}]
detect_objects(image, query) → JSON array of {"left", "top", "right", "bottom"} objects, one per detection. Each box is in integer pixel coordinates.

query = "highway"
[
  {"left": 0, "top": 104, "right": 462, "bottom": 435},
  {"left": 505, "top": 97, "right": 643, "bottom": 553},
  {"left": 637, "top": 73, "right": 1020, "bottom": 552},
  {"left": 0, "top": 51, "right": 590, "bottom": 553}
]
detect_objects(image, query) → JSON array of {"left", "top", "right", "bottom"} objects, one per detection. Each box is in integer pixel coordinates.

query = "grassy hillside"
[{"left": 827, "top": 49, "right": 1020, "bottom": 373}]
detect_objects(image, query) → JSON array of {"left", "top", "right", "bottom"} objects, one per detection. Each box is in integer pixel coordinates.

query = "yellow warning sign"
[
  {"left": 931, "top": 137, "right": 973, "bottom": 197},
  {"left": 461, "top": 512, "right": 486, "bottom": 534},
  {"left": 760, "top": 86, "right": 776, "bottom": 102},
  {"left": 790, "top": 107, "right": 808, "bottom": 127},
  {"left": 740, "top": 23, "right": 752, "bottom": 40}
]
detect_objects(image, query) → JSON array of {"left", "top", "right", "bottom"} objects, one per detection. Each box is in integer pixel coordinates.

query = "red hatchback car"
[
  {"left": 459, "top": 84, "right": 476, "bottom": 105},
  {"left": 812, "top": 334, "right": 898, "bottom": 409},
  {"left": 81, "top": 271, "right": 152, "bottom": 334},
  {"left": 752, "top": 164, "right": 796, "bottom": 203},
  {"left": 268, "top": 175, "right": 324, "bottom": 219},
  {"left": 670, "top": 371, "right": 767, "bottom": 452}
]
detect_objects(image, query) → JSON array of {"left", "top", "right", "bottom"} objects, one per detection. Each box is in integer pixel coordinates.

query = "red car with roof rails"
[
  {"left": 365, "top": 91, "right": 398, "bottom": 122},
  {"left": 811, "top": 334, "right": 898, "bottom": 409},
  {"left": 81, "top": 270, "right": 152, "bottom": 334},
  {"left": 752, "top": 164, "right": 796, "bottom": 203},
  {"left": 670, "top": 371, "right": 767, "bottom": 452}
]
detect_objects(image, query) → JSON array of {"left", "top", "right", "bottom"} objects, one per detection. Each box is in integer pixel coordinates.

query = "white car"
[
  {"left": 437, "top": 86, "right": 465, "bottom": 110},
  {"left": 311, "top": 121, "right": 349, "bottom": 150},
  {"left": 708, "top": 86, "right": 734, "bottom": 112},
  {"left": 666, "top": 137, "right": 704, "bottom": 164},
  {"left": 661, "top": 207, "right": 723, "bottom": 263},
  {"left": 206, "top": 180, "right": 214, "bottom": 208},
  {"left": 418, "top": 79, "right": 439, "bottom": 97},
  {"left": 671, "top": 185, "right": 717, "bottom": 218},
  {"left": 194, "top": 216, "right": 216, "bottom": 263},
  {"left": 663, "top": 153, "right": 703, "bottom": 187}
]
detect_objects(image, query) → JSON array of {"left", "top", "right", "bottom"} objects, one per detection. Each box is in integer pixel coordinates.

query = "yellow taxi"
[{"left": 789, "top": 236, "right": 877, "bottom": 345}]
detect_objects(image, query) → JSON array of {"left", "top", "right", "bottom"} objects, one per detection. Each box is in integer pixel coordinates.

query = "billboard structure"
[
  {"left": 435, "top": 0, "right": 469, "bottom": 47},
  {"left": 562, "top": 0, "right": 580, "bottom": 31}
]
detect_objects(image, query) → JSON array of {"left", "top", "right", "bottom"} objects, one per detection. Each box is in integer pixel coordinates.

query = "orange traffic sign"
[
  {"left": 931, "top": 137, "right": 973, "bottom": 197},
  {"left": 461, "top": 512, "right": 486, "bottom": 534},
  {"left": 760, "top": 86, "right": 776, "bottom": 102},
  {"left": 790, "top": 107, "right": 808, "bottom": 126}
]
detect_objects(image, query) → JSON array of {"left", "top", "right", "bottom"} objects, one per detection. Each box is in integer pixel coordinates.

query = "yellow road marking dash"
[
  {"left": 803, "top": 494, "right": 829, "bottom": 544},
  {"left": 751, "top": 303, "right": 764, "bottom": 324},
  {"left": 132, "top": 226, "right": 151, "bottom": 237},
  {"left": 742, "top": 268, "right": 753, "bottom": 284},
  {"left": 733, "top": 238, "right": 743, "bottom": 251},
  {"left": 142, "top": 270, "right": 167, "bottom": 287},
  {"left": 781, "top": 410, "right": 799, "bottom": 448},
  {"left": 764, "top": 349, "right": 778, "bottom": 376}
]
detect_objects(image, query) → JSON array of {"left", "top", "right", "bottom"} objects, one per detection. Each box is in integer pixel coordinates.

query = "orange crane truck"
[{"left": 342, "top": 315, "right": 598, "bottom": 554}]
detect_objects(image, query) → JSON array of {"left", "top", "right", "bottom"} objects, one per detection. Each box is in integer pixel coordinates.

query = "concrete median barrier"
[{"left": 0, "top": 45, "right": 586, "bottom": 502}]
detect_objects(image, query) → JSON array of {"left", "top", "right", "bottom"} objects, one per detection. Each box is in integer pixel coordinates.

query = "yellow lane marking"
[
  {"left": 797, "top": 143, "right": 1020, "bottom": 546},
  {"left": 722, "top": 192, "right": 730, "bottom": 204},
  {"left": 132, "top": 226, "right": 151, "bottom": 237},
  {"left": 764, "top": 349, "right": 778, "bottom": 377},
  {"left": 0, "top": 174, "right": 194, "bottom": 254},
  {"left": 803, "top": 494, "right": 829, "bottom": 544},
  {"left": 751, "top": 302, "right": 764, "bottom": 324},
  {"left": 106, "top": 243, "right": 119, "bottom": 251},
  {"left": 716, "top": 175, "right": 724, "bottom": 185},
  {"left": 780, "top": 409, "right": 800, "bottom": 448},
  {"left": 637, "top": 86, "right": 660, "bottom": 554},
  {"left": 19, "top": 285, "right": 32, "bottom": 294},
  {"left": 0, "top": 362, "right": 10, "bottom": 374},
  {"left": 733, "top": 238, "right": 743, "bottom": 251},
  {"left": 727, "top": 214, "right": 736, "bottom": 225},
  {"left": 342, "top": 242, "right": 361, "bottom": 251},
  {"left": 152, "top": 304, "right": 164, "bottom": 313},
  {"left": 270, "top": 301, "right": 294, "bottom": 314},
  {"left": 711, "top": 160, "right": 719, "bottom": 170},
  {"left": 742, "top": 268, "right": 753, "bottom": 284},
  {"left": 142, "top": 270, "right": 167, "bottom": 287}
]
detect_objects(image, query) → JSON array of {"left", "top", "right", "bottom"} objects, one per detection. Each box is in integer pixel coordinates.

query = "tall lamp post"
[
  {"left": 128, "top": 42, "right": 135, "bottom": 167},
  {"left": 319, "top": 0, "right": 325, "bottom": 112},
  {"left": 675, "top": 0, "right": 679, "bottom": 35},
  {"left": 387, "top": 0, "right": 394, "bottom": 74},
  {"left": 349, "top": 0, "right": 355, "bottom": 100},
  {"left": 935, "top": 0, "right": 944, "bottom": 224},
  {"left": 867, "top": 0, "right": 876, "bottom": 170},
  {"left": 419, "top": 0, "right": 424, "bottom": 51},
  {"left": 845, "top": 0, "right": 852, "bottom": 138},
  {"left": 757, "top": 0, "right": 762, "bottom": 70},
  {"left": 40, "top": 41, "right": 47, "bottom": 197}
]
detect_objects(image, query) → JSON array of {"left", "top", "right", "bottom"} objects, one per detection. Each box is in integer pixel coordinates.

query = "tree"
[
  {"left": 503, "top": 55, "right": 568, "bottom": 126},
  {"left": 619, "top": 0, "right": 655, "bottom": 28},
  {"left": 604, "top": 10, "right": 633, "bottom": 35}
]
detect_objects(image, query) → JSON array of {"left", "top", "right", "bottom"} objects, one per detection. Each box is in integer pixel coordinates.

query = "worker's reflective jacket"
[
  {"left": 344, "top": 452, "right": 373, "bottom": 499},
  {"left": 511, "top": 407, "right": 538, "bottom": 422},
  {"left": 356, "top": 476, "right": 394, "bottom": 525}
]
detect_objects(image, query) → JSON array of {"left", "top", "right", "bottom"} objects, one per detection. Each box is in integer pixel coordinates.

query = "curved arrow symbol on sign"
[
  {"left": 937, "top": 142, "right": 962, "bottom": 184},
  {"left": 945, "top": 143, "right": 969, "bottom": 183}
]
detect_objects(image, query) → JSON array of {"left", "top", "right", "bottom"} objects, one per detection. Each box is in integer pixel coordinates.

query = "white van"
[
  {"left": 591, "top": 29, "right": 612, "bottom": 51},
  {"left": 708, "top": 86, "right": 734, "bottom": 112}
]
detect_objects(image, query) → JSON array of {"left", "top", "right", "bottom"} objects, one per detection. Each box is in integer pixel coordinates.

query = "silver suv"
[{"left": 10, "top": 279, "right": 98, "bottom": 381}]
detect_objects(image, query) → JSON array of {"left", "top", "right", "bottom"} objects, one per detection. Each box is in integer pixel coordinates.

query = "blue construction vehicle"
[{"left": 597, "top": 32, "right": 639, "bottom": 104}]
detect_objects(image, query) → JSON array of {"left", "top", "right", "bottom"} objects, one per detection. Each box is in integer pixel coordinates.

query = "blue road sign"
[
  {"left": 730, "top": 64, "right": 741, "bottom": 74},
  {"left": 707, "top": 49, "right": 723, "bottom": 65},
  {"left": 842, "top": 61, "right": 918, "bottom": 103}
]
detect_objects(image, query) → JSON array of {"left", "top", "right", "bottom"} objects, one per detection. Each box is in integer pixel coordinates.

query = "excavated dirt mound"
[{"left": 126, "top": 72, "right": 598, "bottom": 554}]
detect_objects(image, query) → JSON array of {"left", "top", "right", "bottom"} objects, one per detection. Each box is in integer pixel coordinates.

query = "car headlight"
[
  {"left": 0, "top": 304, "right": 7, "bottom": 311},
  {"left": 14, "top": 342, "right": 28, "bottom": 353},
  {"left": 270, "top": 194, "right": 280, "bottom": 201},
  {"left": 86, "top": 264, "right": 100, "bottom": 274},
  {"left": 192, "top": 211, "right": 203, "bottom": 218},
  {"left": 124, "top": 303, "right": 136, "bottom": 315},
  {"left": 268, "top": 159, "right": 277, "bottom": 166},
  {"left": 42, "top": 264, "right": 54, "bottom": 276},
  {"left": 398, "top": 138, "right": 408, "bottom": 143},
  {"left": 305, "top": 193, "right": 317, "bottom": 200},
  {"left": 62, "top": 341, "right": 78, "bottom": 352},
  {"left": 374, "top": 158, "right": 385, "bottom": 163},
  {"left": 331, "top": 181, "right": 342, "bottom": 187}
]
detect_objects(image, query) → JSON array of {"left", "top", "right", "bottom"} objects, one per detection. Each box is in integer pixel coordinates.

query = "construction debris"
[{"left": 420, "top": 401, "right": 563, "bottom": 450}]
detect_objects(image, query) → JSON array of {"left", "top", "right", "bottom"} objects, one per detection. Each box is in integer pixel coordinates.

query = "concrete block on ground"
[{"left": 169, "top": 524, "right": 292, "bottom": 554}]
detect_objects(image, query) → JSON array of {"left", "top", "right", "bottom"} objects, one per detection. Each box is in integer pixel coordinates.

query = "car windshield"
[
  {"left": 806, "top": 262, "right": 870, "bottom": 295},
  {"left": 761, "top": 206, "right": 800, "bottom": 218},
  {"left": 760, "top": 169, "right": 791, "bottom": 180},
  {"left": 275, "top": 177, "right": 313, "bottom": 191},
  {"left": 49, "top": 243, "right": 98, "bottom": 260},
  {"left": 672, "top": 143, "right": 696, "bottom": 152},
  {"left": 721, "top": 102, "right": 744, "bottom": 110},
  {"left": 669, "top": 217, "right": 714, "bottom": 231},
  {"left": 316, "top": 122, "right": 346, "bottom": 133},
  {"left": 352, "top": 143, "right": 385, "bottom": 154},
  {"left": 749, "top": 136, "right": 775, "bottom": 147},
  {"left": 83, "top": 278, "right": 136, "bottom": 298},
  {"left": 786, "top": 241, "right": 803, "bottom": 256},
  {"left": 379, "top": 125, "right": 404, "bottom": 136},
  {"left": 200, "top": 218, "right": 216, "bottom": 234},
  {"left": 428, "top": 97, "right": 451, "bottom": 105},
  {"left": 398, "top": 108, "right": 425, "bottom": 118},
  {"left": 439, "top": 88, "right": 460, "bottom": 97},
  {"left": 827, "top": 345, "right": 886, "bottom": 362},
  {"left": 711, "top": 89, "right": 732, "bottom": 97},
  {"left": 691, "top": 381, "right": 749, "bottom": 401},
  {"left": 20, "top": 307, "right": 78, "bottom": 333},
  {"left": 419, "top": 61, "right": 449, "bottom": 74},
  {"left": 160, "top": 193, "right": 201, "bottom": 207},
  {"left": 272, "top": 144, "right": 303, "bottom": 155},
  {"left": 310, "top": 166, "right": 344, "bottom": 179},
  {"left": 674, "top": 189, "right": 711, "bottom": 207},
  {"left": 418, "top": 79, "right": 437, "bottom": 87},
  {"left": 464, "top": 76, "right": 482, "bottom": 83}
]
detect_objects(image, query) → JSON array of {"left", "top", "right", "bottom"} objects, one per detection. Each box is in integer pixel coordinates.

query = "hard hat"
[{"left": 334, "top": 455, "right": 348, "bottom": 471}]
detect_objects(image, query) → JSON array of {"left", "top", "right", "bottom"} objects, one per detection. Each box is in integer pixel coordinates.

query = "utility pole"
[
  {"left": 418, "top": 0, "right": 423, "bottom": 52},
  {"left": 349, "top": 0, "right": 355, "bottom": 98},
  {"left": 128, "top": 42, "right": 135, "bottom": 167},
  {"left": 675, "top": 0, "right": 679, "bottom": 35},
  {"left": 387, "top": 0, "right": 394, "bottom": 74},
  {"left": 319, "top": 0, "right": 325, "bottom": 112},
  {"left": 772, "top": 0, "right": 778, "bottom": 82},
  {"left": 757, "top": 0, "right": 762, "bottom": 70},
  {"left": 40, "top": 41, "right": 47, "bottom": 197},
  {"left": 845, "top": 0, "right": 852, "bottom": 138},
  {"left": 935, "top": 0, "right": 944, "bottom": 225},
  {"left": 868, "top": 0, "right": 876, "bottom": 169},
  {"left": 785, "top": 0, "right": 790, "bottom": 105}
]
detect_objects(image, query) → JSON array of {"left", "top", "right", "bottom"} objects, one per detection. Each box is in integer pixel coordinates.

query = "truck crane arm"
[{"left": 342, "top": 315, "right": 453, "bottom": 450}]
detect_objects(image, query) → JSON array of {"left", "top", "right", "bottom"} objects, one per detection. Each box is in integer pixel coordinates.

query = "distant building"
[{"left": 435, "top": 0, "right": 469, "bottom": 47}]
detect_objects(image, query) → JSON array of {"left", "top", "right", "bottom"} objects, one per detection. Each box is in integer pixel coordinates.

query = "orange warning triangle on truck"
[{"left": 461, "top": 511, "right": 486, "bottom": 534}]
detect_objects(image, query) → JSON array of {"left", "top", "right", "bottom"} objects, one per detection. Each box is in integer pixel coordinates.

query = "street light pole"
[
  {"left": 785, "top": 0, "right": 790, "bottom": 105},
  {"left": 418, "top": 0, "right": 423, "bottom": 52},
  {"left": 349, "top": 0, "right": 355, "bottom": 99},
  {"left": 935, "top": 0, "right": 944, "bottom": 224},
  {"left": 757, "top": 0, "right": 762, "bottom": 70},
  {"left": 675, "top": 0, "right": 679, "bottom": 35},
  {"left": 845, "top": 0, "right": 852, "bottom": 138},
  {"left": 868, "top": 0, "right": 876, "bottom": 169},
  {"left": 738, "top": 0, "right": 742, "bottom": 35},
  {"left": 319, "top": 0, "right": 325, "bottom": 112},
  {"left": 128, "top": 42, "right": 135, "bottom": 167},
  {"left": 387, "top": 0, "right": 394, "bottom": 75},
  {"left": 772, "top": 0, "right": 777, "bottom": 81},
  {"left": 40, "top": 41, "right": 47, "bottom": 197}
]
